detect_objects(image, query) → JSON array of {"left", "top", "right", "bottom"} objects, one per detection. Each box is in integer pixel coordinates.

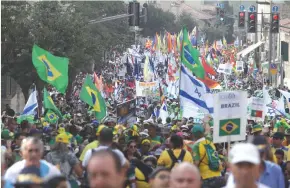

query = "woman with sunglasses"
[
  {"left": 124, "top": 140, "right": 141, "bottom": 161},
  {"left": 139, "top": 139, "right": 153, "bottom": 158}
]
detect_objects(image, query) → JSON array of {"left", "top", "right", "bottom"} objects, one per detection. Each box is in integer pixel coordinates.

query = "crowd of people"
[
  {"left": 2, "top": 108, "right": 290, "bottom": 188},
  {"left": 2, "top": 30, "right": 290, "bottom": 188}
]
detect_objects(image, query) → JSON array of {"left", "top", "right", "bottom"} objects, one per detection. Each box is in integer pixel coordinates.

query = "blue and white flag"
[
  {"left": 279, "top": 90, "right": 290, "bottom": 109},
  {"left": 180, "top": 65, "right": 213, "bottom": 114},
  {"left": 22, "top": 87, "right": 38, "bottom": 115},
  {"left": 160, "top": 101, "right": 169, "bottom": 124}
]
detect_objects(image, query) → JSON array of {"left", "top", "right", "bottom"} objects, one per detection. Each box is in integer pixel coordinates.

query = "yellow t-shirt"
[
  {"left": 192, "top": 139, "right": 222, "bottom": 180},
  {"left": 286, "top": 147, "right": 290, "bottom": 161},
  {"left": 157, "top": 148, "right": 193, "bottom": 169},
  {"left": 79, "top": 140, "right": 99, "bottom": 161},
  {"left": 271, "top": 146, "right": 288, "bottom": 161}
]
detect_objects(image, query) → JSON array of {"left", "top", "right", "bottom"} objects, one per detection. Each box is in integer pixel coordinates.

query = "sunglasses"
[
  {"left": 130, "top": 145, "right": 137, "bottom": 149},
  {"left": 273, "top": 137, "right": 281, "bottom": 140}
]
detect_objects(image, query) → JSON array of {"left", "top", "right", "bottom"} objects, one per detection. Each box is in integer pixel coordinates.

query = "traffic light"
[
  {"left": 142, "top": 3, "right": 148, "bottom": 24},
  {"left": 216, "top": 7, "right": 220, "bottom": 16},
  {"left": 271, "top": 13, "right": 280, "bottom": 33},
  {"left": 128, "top": 2, "right": 140, "bottom": 26},
  {"left": 220, "top": 9, "right": 225, "bottom": 22},
  {"left": 247, "top": 12, "right": 257, "bottom": 33},
  {"left": 238, "top": 12, "right": 245, "bottom": 28}
]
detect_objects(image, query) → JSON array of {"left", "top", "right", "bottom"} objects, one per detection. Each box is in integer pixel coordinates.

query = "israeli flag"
[
  {"left": 279, "top": 90, "right": 290, "bottom": 109},
  {"left": 22, "top": 87, "right": 38, "bottom": 115},
  {"left": 180, "top": 65, "right": 213, "bottom": 114},
  {"left": 160, "top": 101, "right": 169, "bottom": 124}
]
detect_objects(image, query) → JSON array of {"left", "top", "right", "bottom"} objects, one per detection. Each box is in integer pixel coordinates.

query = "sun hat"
[{"left": 229, "top": 143, "right": 260, "bottom": 165}]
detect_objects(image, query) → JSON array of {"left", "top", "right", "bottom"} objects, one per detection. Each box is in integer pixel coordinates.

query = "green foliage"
[
  {"left": 2, "top": 1, "right": 132, "bottom": 99},
  {"left": 175, "top": 12, "right": 198, "bottom": 32},
  {"left": 199, "top": 1, "right": 234, "bottom": 43},
  {"left": 141, "top": 4, "right": 176, "bottom": 36}
]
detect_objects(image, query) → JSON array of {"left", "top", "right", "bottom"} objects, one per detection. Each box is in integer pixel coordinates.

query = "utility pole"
[
  {"left": 268, "top": 1, "right": 272, "bottom": 85},
  {"left": 259, "top": 11, "right": 264, "bottom": 70}
]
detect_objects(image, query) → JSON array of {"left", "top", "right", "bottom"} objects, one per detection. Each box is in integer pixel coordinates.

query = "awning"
[{"left": 237, "top": 41, "right": 265, "bottom": 57}]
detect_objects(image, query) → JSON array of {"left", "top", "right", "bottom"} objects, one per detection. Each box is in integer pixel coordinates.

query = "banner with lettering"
[
  {"left": 248, "top": 97, "right": 264, "bottom": 121},
  {"left": 136, "top": 81, "right": 159, "bottom": 98},
  {"left": 236, "top": 61, "right": 244, "bottom": 72},
  {"left": 213, "top": 91, "right": 247, "bottom": 143}
]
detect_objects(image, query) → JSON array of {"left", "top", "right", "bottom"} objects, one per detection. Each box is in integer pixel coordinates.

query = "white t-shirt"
[
  {"left": 4, "top": 160, "right": 61, "bottom": 188},
  {"left": 224, "top": 173, "right": 270, "bottom": 188},
  {"left": 82, "top": 146, "right": 127, "bottom": 168}
]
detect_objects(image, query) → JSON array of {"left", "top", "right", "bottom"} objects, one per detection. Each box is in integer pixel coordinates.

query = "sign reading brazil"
[{"left": 213, "top": 91, "right": 247, "bottom": 143}]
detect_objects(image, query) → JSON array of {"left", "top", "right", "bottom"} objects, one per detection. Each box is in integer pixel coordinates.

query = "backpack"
[
  {"left": 167, "top": 149, "right": 186, "bottom": 169},
  {"left": 201, "top": 141, "right": 220, "bottom": 171},
  {"left": 46, "top": 152, "right": 73, "bottom": 179}
]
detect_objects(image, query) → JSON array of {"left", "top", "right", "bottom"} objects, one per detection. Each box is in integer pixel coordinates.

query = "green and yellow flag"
[
  {"left": 32, "top": 44, "right": 69, "bottom": 93},
  {"left": 43, "top": 88, "right": 62, "bottom": 119},
  {"left": 219, "top": 118, "right": 241, "bottom": 136},
  {"left": 80, "top": 75, "right": 107, "bottom": 120},
  {"left": 181, "top": 27, "right": 205, "bottom": 79},
  {"left": 45, "top": 110, "right": 59, "bottom": 124}
]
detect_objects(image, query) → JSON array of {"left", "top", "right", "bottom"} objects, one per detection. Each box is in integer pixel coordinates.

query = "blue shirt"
[{"left": 259, "top": 160, "right": 285, "bottom": 188}]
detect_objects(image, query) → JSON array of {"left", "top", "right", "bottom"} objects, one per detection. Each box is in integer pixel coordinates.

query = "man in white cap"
[{"left": 225, "top": 143, "right": 269, "bottom": 188}]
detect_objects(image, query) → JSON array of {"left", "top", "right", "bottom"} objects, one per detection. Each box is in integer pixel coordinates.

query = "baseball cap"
[
  {"left": 272, "top": 132, "right": 284, "bottom": 139},
  {"left": 14, "top": 166, "right": 43, "bottom": 186},
  {"left": 55, "top": 132, "right": 72, "bottom": 144},
  {"left": 191, "top": 124, "right": 205, "bottom": 134},
  {"left": 229, "top": 143, "right": 260, "bottom": 165}
]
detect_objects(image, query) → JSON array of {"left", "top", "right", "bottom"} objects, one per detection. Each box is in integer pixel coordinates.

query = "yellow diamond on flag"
[
  {"left": 85, "top": 86, "right": 100, "bottom": 112},
  {"left": 38, "top": 55, "right": 61, "bottom": 81},
  {"left": 221, "top": 121, "right": 238, "bottom": 134}
]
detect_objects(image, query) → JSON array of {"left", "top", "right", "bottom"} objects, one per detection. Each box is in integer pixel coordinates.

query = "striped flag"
[
  {"left": 22, "top": 86, "right": 38, "bottom": 116},
  {"left": 179, "top": 65, "right": 212, "bottom": 114}
]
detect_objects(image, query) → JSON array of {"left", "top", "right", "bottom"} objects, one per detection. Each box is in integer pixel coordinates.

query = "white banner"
[
  {"left": 249, "top": 97, "right": 264, "bottom": 121},
  {"left": 135, "top": 81, "right": 159, "bottom": 97},
  {"left": 236, "top": 61, "right": 244, "bottom": 72},
  {"left": 213, "top": 91, "right": 247, "bottom": 143},
  {"left": 217, "top": 63, "right": 232, "bottom": 75}
]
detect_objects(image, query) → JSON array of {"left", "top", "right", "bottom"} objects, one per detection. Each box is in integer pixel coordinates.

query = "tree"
[
  {"left": 2, "top": 1, "right": 34, "bottom": 100},
  {"left": 141, "top": 4, "right": 176, "bottom": 37},
  {"left": 2, "top": 1, "right": 133, "bottom": 100},
  {"left": 175, "top": 12, "right": 198, "bottom": 32}
]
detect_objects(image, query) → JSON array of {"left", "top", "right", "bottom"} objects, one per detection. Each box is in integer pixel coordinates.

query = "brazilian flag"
[
  {"left": 43, "top": 88, "right": 62, "bottom": 119},
  {"left": 32, "top": 44, "right": 69, "bottom": 93},
  {"left": 80, "top": 75, "right": 107, "bottom": 120},
  {"left": 181, "top": 27, "right": 205, "bottom": 79},
  {"left": 45, "top": 110, "right": 59, "bottom": 124},
  {"left": 219, "top": 118, "right": 241, "bottom": 136}
]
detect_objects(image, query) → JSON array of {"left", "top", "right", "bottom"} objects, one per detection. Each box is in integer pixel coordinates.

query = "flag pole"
[{"left": 196, "top": 26, "right": 198, "bottom": 49}]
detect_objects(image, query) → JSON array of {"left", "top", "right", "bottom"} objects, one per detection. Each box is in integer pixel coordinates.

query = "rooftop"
[{"left": 280, "top": 18, "right": 290, "bottom": 33}]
